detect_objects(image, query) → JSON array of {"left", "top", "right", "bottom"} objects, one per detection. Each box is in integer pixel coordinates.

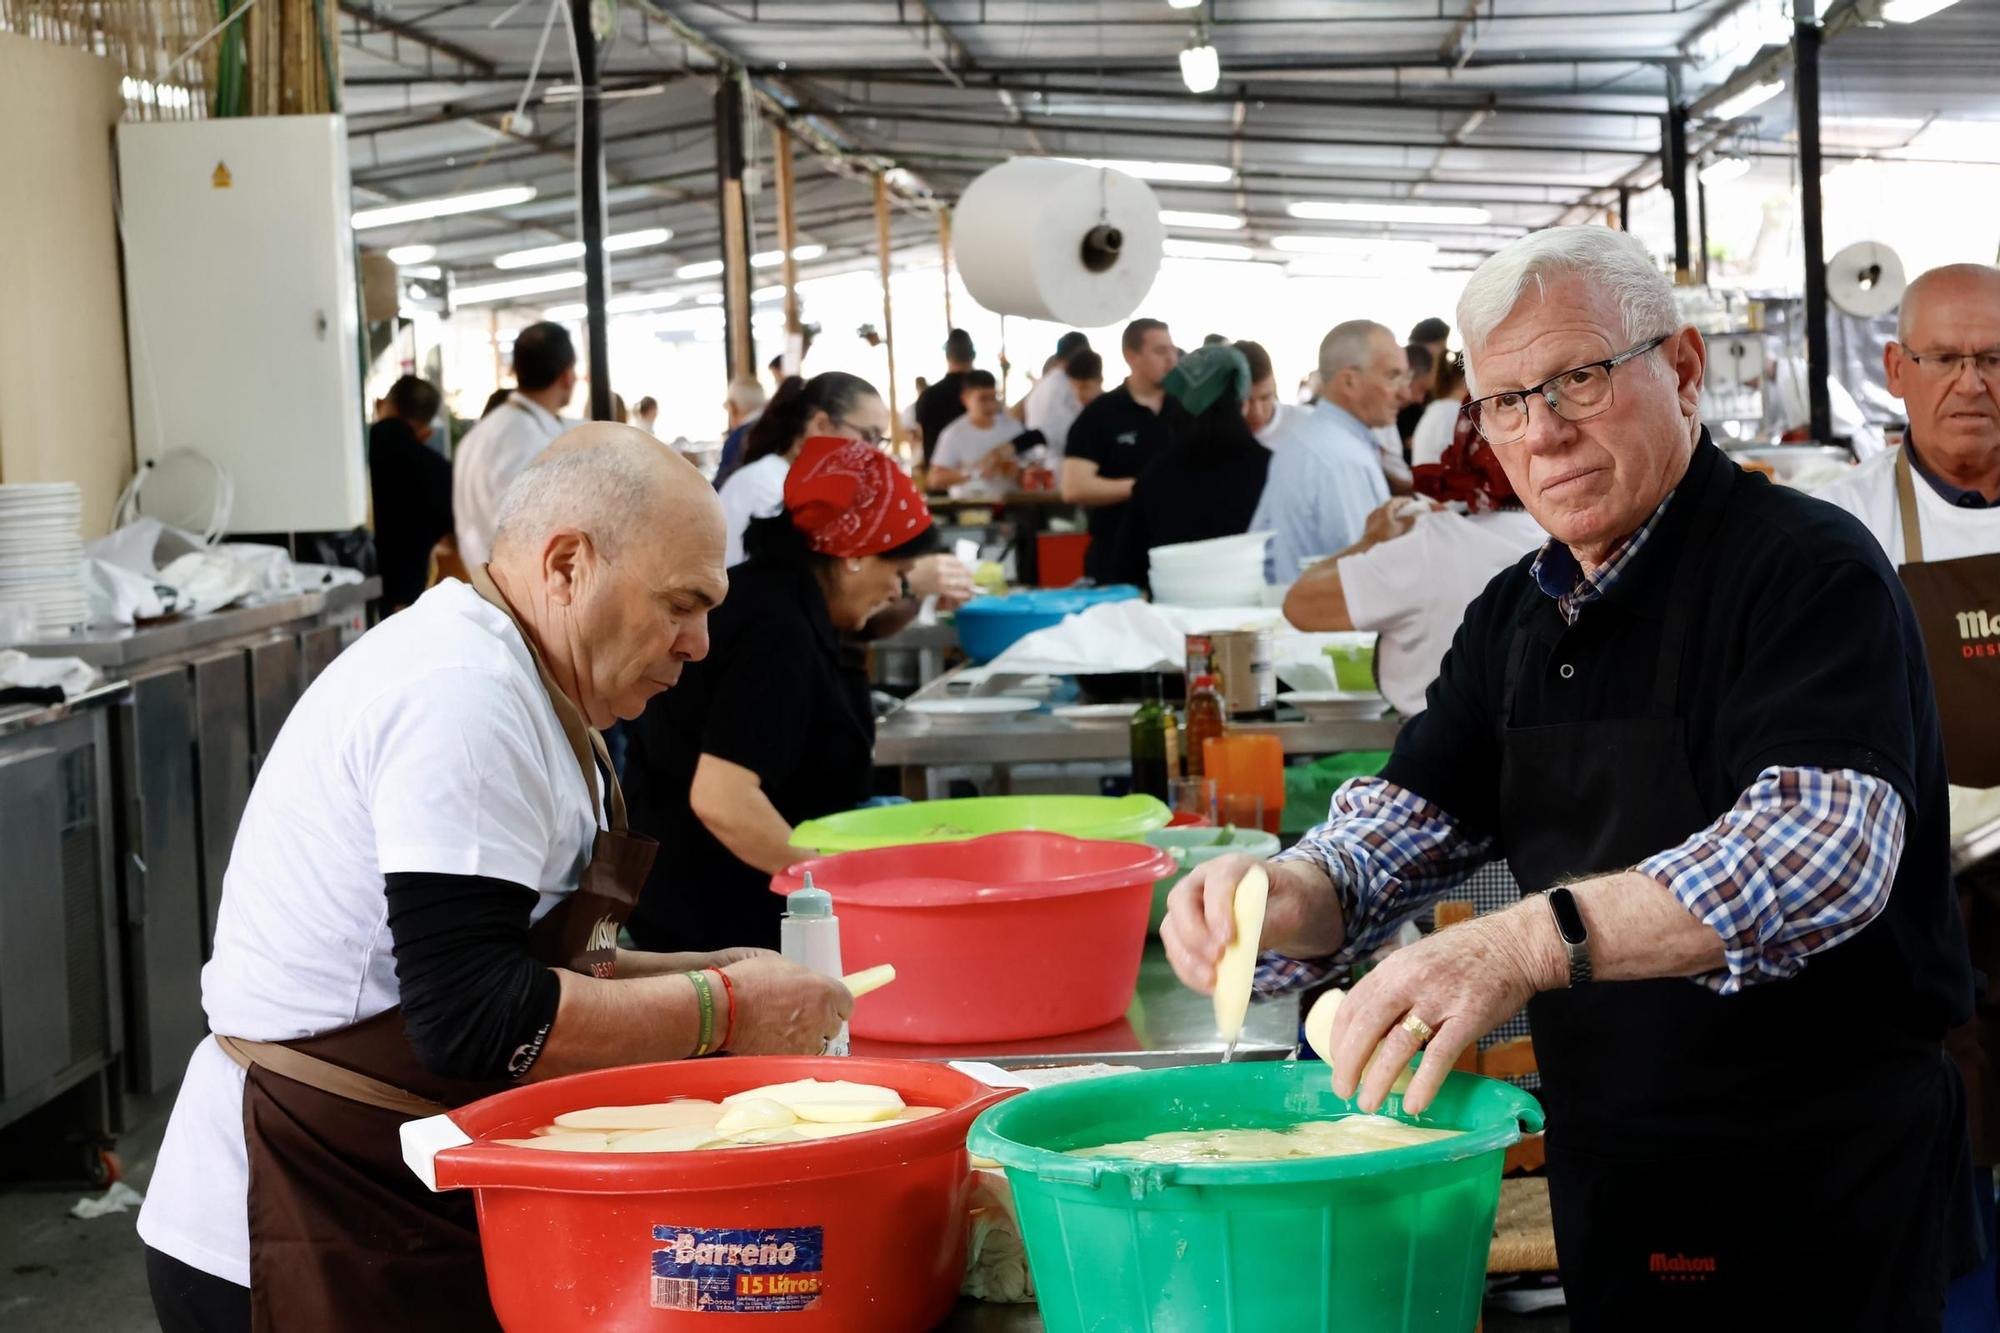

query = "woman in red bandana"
[
  {"left": 1281, "top": 412, "right": 1544, "bottom": 718},
  {"left": 623, "top": 439, "right": 940, "bottom": 952}
]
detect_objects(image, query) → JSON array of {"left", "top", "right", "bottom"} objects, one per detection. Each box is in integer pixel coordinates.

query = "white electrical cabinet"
[{"left": 117, "top": 115, "right": 367, "bottom": 533}]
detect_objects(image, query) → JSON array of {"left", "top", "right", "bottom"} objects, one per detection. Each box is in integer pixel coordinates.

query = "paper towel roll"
[{"left": 953, "top": 158, "right": 1165, "bottom": 328}]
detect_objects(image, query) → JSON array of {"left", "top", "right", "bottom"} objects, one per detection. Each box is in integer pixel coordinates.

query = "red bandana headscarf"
[
  {"left": 783, "top": 437, "right": 934, "bottom": 558},
  {"left": 1411, "top": 409, "right": 1519, "bottom": 512}
]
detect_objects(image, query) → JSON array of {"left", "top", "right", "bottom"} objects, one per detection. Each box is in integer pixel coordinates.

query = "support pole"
[
  {"left": 773, "top": 122, "right": 802, "bottom": 372},
  {"left": 715, "top": 76, "right": 754, "bottom": 382},
  {"left": 1695, "top": 162, "right": 1711, "bottom": 287},
  {"left": 1618, "top": 186, "right": 1631, "bottom": 233},
  {"left": 571, "top": 0, "right": 612, "bottom": 421},
  {"left": 874, "top": 174, "right": 901, "bottom": 456},
  {"left": 1797, "top": 0, "right": 1833, "bottom": 445},
  {"left": 1664, "top": 99, "right": 1692, "bottom": 282},
  {"left": 938, "top": 209, "right": 955, "bottom": 330}
]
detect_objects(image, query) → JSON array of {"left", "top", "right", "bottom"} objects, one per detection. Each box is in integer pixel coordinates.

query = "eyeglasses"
[
  {"left": 1462, "top": 333, "right": 1672, "bottom": 446},
  {"left": 843, "top": 423, "right": 887, "bottom": 447},
  {"left": 1902, "top": 349, "right": 2000, "bottom": 387}
]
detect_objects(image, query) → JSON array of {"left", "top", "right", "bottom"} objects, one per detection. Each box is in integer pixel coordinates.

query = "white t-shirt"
[
  {"left": 1374, "top": 424, "right": 1412, "bottom": 492},
  {"left": 1023, "top": 373, "right": 1083, "bottom": 458},
  {"left": 452, "top": 393, "right": 566, "bottom": 566},
  {"left": 1338, "top": 509, "right": 1545, "bottom": 717},
  {"left": 136, "top": 579, "right": 600, "bottom": 1287},
  {"left": 1409, "top": 398, "right": 1465, "bottom": 469},
  {"left": 1812, "top": 445, "right": 2000, "bottom": 565},
  {"left": 933, "top": 414, "right": 1022, "bottom": 474},
  {"left": 1256, "top": 402, "right": 1312, "bottom": 454},
  {"left": 718, "top": 452, "right": 791, "bottom": 568}
]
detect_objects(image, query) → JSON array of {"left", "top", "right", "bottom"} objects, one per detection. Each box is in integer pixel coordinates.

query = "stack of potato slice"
[{"left": 492, "top": 1079, "right": 944, "bottom": 1153}]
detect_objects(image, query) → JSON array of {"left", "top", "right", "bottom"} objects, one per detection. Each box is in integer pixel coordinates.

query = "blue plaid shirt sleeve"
[
  {"left": 1636, "top": 766, "right": 1905, "bottom": 995},
  {"left": 1252, "top": 777, "right": 1497, "bottom": 996}
]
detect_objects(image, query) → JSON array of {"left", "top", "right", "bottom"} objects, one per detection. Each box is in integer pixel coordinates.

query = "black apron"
[
  {"left": 1496, "top": 458, "right": 1970, "bottom": 1330},
  {"left": 215, "top": 566, "right": 657, "bottom": 1332}
]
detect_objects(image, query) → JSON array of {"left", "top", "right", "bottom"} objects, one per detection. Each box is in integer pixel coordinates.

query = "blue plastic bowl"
[{"left": 951, "top": 585, "right": 1141, "bottom": 663}]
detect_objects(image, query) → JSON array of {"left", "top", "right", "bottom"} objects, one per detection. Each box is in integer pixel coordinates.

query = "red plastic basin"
[
  {"left": 772, "top": 832, "right": 1176, "bottom": 1044},
  {"left": 423, "top": 1056, "right": 1011, "bottom": 1332}
]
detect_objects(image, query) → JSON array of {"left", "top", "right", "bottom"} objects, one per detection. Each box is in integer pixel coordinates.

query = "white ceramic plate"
[
  {"left": 906, "top": 698, "right": 1040, "bottom": 730},
  {"left": 1278, "top": 690, "right": 1389, "bottom": 721},
  {"left": 1052, "top": 702, "right": 1141, "bottom": 727}
]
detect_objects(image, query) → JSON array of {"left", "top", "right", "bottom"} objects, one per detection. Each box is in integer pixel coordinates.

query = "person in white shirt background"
[
  {"left": 1019, "top": 331, "right": 1093, "bottom": 458},
  {"left": 1241, "top": 338, "right": 1310, "bottom": 455},
  {"left": 929, "top": 369, "right": 1024, "bottom": 489},
  {"left": 1281, "top": 433, "right": 1544, "bottom": 718},
  {"left": 1812, "top": 261, "right": 2000, "bottom": 1323},
  {"left": 717, "top": 370, "right": 886, "bottom": 568},
  {"left": 1249, "top": 320, "right": 1405, "bottom": 583},
  {"left": 451, "top": 321, "right": 577, "bottom": 567},
  {"left": 1409, "top": 350, "right": 1473, "bottom": 468},
  {"left": 634, "top": 395, "right": 659, "bottom": 435}
]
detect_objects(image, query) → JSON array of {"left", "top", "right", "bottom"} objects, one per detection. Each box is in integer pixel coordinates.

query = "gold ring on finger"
[{"left": 1400, "top": 1013, "right": 1435, "bottom": 1046}]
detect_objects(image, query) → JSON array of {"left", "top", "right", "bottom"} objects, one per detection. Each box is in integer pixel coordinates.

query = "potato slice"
[
  {"left": 789, "top": 1120, "right": 895, "bottom": 1141},
  {"left": 722, "top": 1125, "right": 809, "bottom": 1147},
  {"left": 604, "top": 1126, "right": 723, "bottom": 1153},
  {"left": 792, "top": 1101, "right": 902, "bottom": 1125},
  {"left": 552, "top": 1100, "right": 725, "bottom": 1132},
  {"left": 724, "top": 1079, "right": 905, "bottom": 1116},
  {"left": 715, "top": 1098, "right": 797, "bottom": 1136},
  {"left": 842, "top": 964, "right": 897, "bottom": 998},
  {"left": 1302, "top": 987, "right": 1414, "bottom": 1097},
  {"left": 1212, "top": 865, "right": 1270, "bottom": 1044},
  {"left": 494, "top": 1133, "right": 611, "bottom": 1152},
  {"left": 894, "top": 1106, "right": 945, "bottom": 1122}
]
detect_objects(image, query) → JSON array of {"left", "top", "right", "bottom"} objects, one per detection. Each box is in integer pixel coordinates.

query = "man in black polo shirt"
[
  {"left": 913, "top": 328, "right": 977, "bottom": 465},
  {"left": 1061, "top": 317, "right": 1183, "bottom": 583},
  {"left": 1164, "top": 226, "right": 1976, "bottom": 1329}
]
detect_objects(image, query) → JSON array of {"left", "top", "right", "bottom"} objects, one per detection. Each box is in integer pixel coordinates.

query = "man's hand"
[
  {"left": 720, "top": 955, "right": 855, "bottom": 1055},
  {"left": 1162, "top": 854, "right": 1343, "bottom": 993},
  {"left": 907, "top": 553, "right": 975, "bottom": 610},
  {"left": 1359, "top": 496, "right": 1438, "bottom": 549},
  {"left": 977, "top": 444, "right": 1022, "bottom": 480},
  {"left": 1329, "top": 903, "right": 1564, "bottom": 1115}
]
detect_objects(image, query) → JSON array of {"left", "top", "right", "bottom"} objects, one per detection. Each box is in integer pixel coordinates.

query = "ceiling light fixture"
[
  {"left": 1272, "top": 235, "right": 1440, "bottom": 261},
  {"left": 1159, "top": 209, "right": 1245, "bottom": 230},
  {"left": 1055, "top": 156, "right": 1234, "bottom": 184},
  {"left": 1166, "top": 0, "right": 1203, "bottom": 8},
  {"left": 386, "top": 244, "right": 437, "bottom": 265},
  {"left": 1163, "top": 238, "right": 1255, "bottom": 260},
  {"left": 677, "top": 259, "right": 725, "bottom": 279},
  {"left": 352, "top": 185, "right": 537, "bottom": 231},
  {"left": 492, "top": 228, "right": 675, "bottom": 269},
  {"left": 1179, "top": 37, "right": 1220, "bottom": 94},
  {"left": 451, "top": 271, "right": 586, "bottom": 305},
  {"left": 1879, "top": 0, "right": 1961, "bottom": 21},
  {"left": 1711, "top": 78, "right": 1786, "bottom": 121},
  {"left": 1698, "top": 155, "right": 1752, "bottom": 184},
  {"left": 750, "top": 243, "right": 828, "bottom": 268},
  {"left": 1286, "top": 200, "right": 1492, "bottom": 226}
]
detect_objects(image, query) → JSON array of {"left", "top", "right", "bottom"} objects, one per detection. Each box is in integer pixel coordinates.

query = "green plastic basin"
[
  {"left": 967, "top": 1061, "right": 1544, "bottom": 1333},
  {"left": 792, "top": 794, "right": 1171, "bottom": 854},
  {"left": 1141, "top": 826, "right": 1283, "bottom": 933}
]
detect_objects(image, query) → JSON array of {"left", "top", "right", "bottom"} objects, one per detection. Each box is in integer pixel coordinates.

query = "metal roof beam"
[{"left": 338, "top": 1, "right": 496, "bottom": 77}]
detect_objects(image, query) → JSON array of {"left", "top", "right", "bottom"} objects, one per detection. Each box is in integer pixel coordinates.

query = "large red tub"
[
  {"left": 772, "top": 831, "right": 1175, "bottom": 1044},
  {"left": 402, "top": 1056, "right": 1011, "bottom": 1331}
]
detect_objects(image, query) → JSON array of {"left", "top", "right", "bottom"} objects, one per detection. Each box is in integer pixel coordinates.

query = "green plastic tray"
[{"left": 792, "top": 794, "right": 1171, "bottom": 854}]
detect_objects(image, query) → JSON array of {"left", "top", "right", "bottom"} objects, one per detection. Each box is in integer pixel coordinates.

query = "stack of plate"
[
  {"left": 0, "top": 483, "right": 88, "bottom": 633},
  {"left": 1148, "top": 532, "right": 1273, "bottom": 608}
]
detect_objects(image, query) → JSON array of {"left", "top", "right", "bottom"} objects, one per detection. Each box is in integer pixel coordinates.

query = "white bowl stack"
[
  {"left": 1148, "top": 531, "right": 1274, "bottom": 608},
  {"left": 0, "top": 482, "right": 88, "bottom": 634}
]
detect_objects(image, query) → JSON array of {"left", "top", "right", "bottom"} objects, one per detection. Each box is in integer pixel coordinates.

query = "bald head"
[
  {"left": 1899, "top": 263, "right": 2000, "bottom": 343},
  {"left": 1888, "top": 263, "right": 2000, "bottom": 501},
  {"left": 488, "top": 422, "right": 727, "bottom": 727}
]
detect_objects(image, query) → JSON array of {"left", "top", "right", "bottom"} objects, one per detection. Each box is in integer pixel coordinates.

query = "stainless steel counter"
[
  {"left": 11, "top": 577, "right": 380, "bottom": 669},
  {"left": 0, "top": 680, "right": 130, "bottom": 738},
  {"left": 851, "top": 941, "right": 1299, "bottom": 1069},
  {"left": 876, "top": 709, "right": 1401, "bottom": 770}
]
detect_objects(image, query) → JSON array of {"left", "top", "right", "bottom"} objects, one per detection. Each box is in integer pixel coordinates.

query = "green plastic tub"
[
  {"left": 792, "top": 794, "right": 1171, "bottom": 854},
  {"left": 967, "top": 1061, "right": 1543, "bottom": 1333},
  {"left": 1142, "top": 826, "right": 1283, "bottom": 933},
  {"left": 1284, "top": 750, "right": 1392, "bottom": 836}
]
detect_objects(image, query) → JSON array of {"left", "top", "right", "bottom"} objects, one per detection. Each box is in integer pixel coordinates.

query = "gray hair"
[
  {"left": 1457, "top": 227, "right": 1679, "bottom": 393},
  {"left": 725, "top": 375, "right": 767, "bottom": 414},
  {"left": 491, "top": 431, "right": 663, "bottom": 561},
  {"left": 1318, "top": 320, "right": 1391, "bottom": 382}
]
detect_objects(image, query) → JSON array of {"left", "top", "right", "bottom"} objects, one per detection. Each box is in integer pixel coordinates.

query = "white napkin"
[
  {"left": 965, "top": 600, "right": 1282, "bottom": 681},
  {"left": 0, "top": 649, "right": 102, "bottom": 698}
]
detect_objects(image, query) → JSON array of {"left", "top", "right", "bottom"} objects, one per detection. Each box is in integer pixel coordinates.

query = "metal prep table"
[
  {"left": 903, "top": 942, "right": 1300, "bottom": 1333},
  {"left": 0, "top": 684, "right": 129, "bottom": 1176},
  {"left": 12, "top": 579, "right": 380, "bottom": 1102}
]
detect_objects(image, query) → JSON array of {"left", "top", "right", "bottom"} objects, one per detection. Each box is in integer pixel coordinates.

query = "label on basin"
[{"left": 650, "top": 1225, "right": 825, "bottom": 1313}]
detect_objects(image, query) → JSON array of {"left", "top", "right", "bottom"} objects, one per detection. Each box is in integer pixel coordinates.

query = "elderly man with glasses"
[{"left": 1167, "top": 227, "right": 1977, "bottom": 1329}]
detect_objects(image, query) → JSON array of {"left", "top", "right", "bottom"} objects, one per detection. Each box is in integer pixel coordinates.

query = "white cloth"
[
  {"left": 1249, "top": 400, "right": 1393, "bottom": 583},
  {"left": 1374, "top": 424, "right": 1412, "bottom": 493},
  {"left": 1409, "top": 399, "right": 1464, "bottom": 469},
  {"left": 1256, "top": 402, "right": 1312, "bottom": 454},
  {"left": 933, "top": 415, "right": 1022, "bottom": 474},
  {"left": 0, "top": 649, "right": 101, "bottom": 698},
  {"left": 1338, "top": 509, "right": 1545, "bottom": 717},
  {"left": 1023, "top": 373, "right": 1083, "bottom": 459},
  {"left": 1772, "top": 357, "right": 1887, "bottom": 460},
  {"left": 719, "top": 453, "right": 791, "bottom": 569},
  {"left": 452, "top": 393, "right": 566, "bottom": 566},
  {"left": 136, "top": 580, "right": 600, "bottom": 1287},
  {"left": 1812, "top": 445, "right": 2000, "bottom": 566}
]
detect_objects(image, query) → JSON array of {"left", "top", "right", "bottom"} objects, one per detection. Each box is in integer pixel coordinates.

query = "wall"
[{"left": 0, "top": 34, "right": 134, "bottom": 538}]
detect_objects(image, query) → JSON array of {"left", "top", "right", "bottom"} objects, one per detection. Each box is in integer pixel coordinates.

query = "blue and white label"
[{"left": 650, "top": 1225, "right": 825, "bottom": 1314}]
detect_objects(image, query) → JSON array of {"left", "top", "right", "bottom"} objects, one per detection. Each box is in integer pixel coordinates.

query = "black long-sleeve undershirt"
[{"left": 384, "top": 871, "right": 561, "bottom": 1082}]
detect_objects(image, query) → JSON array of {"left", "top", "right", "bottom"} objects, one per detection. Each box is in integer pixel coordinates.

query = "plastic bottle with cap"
[{"left": 780, "top": 873, "right": 848, "bottom": 1055}]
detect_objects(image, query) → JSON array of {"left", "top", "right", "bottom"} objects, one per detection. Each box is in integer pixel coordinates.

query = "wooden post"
[
  {"left": 938, "top": 208, "right": 954, "bottom": 331},
  {"left": 875, "top": 173, "right": 900, "bottom": 455},
  {"left": 773, "top": 123, "right": 802, "bottom": 371},
  {"left": 715, "top": 77, "right": 754, "bottom": 381}
]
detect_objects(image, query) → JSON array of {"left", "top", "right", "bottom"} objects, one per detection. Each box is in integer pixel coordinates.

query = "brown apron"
[
  {"left": 215, "top": 564, "right": 658, "bottom": 1332},
  {"left": 1895, "top": 448, "right": 2000, "bottom": 1162}
]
